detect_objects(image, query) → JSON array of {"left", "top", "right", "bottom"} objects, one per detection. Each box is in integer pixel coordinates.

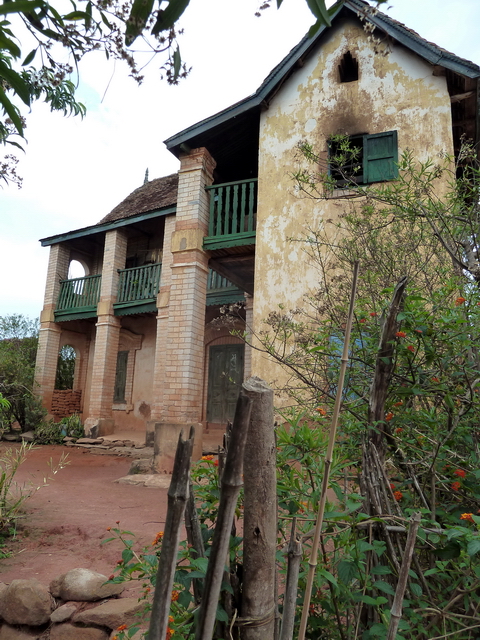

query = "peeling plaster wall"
[{"left": 252, "top": 16, "right": 454, "bottom": 394}]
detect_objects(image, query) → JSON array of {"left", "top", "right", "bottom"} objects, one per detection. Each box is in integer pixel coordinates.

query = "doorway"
[{"left": 206, "top": 344, "right": 244, "bottom": 424}]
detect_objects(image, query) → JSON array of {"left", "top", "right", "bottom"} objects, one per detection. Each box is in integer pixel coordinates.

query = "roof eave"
[{"left": 40, "top": 205, "right": 177, "bottom": 247}]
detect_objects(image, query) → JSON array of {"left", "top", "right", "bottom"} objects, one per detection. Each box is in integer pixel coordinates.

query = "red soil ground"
[{"left": 0, "top": 444, "right": 170, "bottom": 595}]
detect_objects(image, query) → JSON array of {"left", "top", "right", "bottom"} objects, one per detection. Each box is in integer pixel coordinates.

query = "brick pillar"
[
  {"left": 35, "top": 243, "right": 70, "bottom": 414},
  {"left": 84, "top": 229, "right": 127, "bottom": 437},
  {"left": 153, "top": 148, "right": 215, "bottom": 470},
  {"left": 244, "top": 293, "right": 254, "bottom": 379}
]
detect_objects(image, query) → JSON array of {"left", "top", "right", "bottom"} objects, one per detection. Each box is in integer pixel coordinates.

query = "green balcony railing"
[
  {"left": 55, "top": 274, "right": 101, "bottom": 319},
  {"left": 206, "top": 269, "right": 244, "bottom": 306},
  {"left": 204, "top": 178, "right": 257, "bottom": 250},
  {"left": 114, "top": 263, "right": 162, "bottom": 315}
]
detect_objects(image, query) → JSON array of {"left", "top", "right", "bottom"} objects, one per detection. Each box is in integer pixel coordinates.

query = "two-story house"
[{"left": 35, "top": 0, "right": 480, "bottom": 465}]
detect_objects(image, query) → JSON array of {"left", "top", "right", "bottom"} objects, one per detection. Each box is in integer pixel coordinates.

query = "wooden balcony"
[
  {"left": 204, "top": 178, "right": 257, "bottom": 251},
  {"left": 55, "top": 275, "right": 101, "bottom": 321},
  {"left": 113, "top": 263, "right": 162, "bottom": 316},
  {"left": 206, "top": 269, "right": 244, "bottom": 306}
]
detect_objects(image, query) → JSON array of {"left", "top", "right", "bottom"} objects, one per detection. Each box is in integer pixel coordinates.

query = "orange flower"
[
  {"left": 389, "top": 482, "right": 396, "bottom": 490},
  {"left": 385, "top": 412, "right": 394, "bottom": 422},
  {"left": 431, "top": 377, "right": 440, "bottom": 383},
  {"left": 452, "top": 481, "right": 461, "bottom": 491},
  {"left": 407, "top": 345, "right": 415, "bottom": 352},
  {"left": 201, "top": 455, "right": 214, "bottom": 461},
  {"left": 395, "top": 331, "right": 406, "bottom": 338},
  {"left": 153, "top": 531, "right": 164, "bottom": 545},
  {"left": 454, "top": 469, "right": 466, "bottom": 478},
  {"left": 169, "top": 616, "right": 174, "bottom": 623},
  {"left": 395, "top": 427, "right": 403, "bottom": 434},
  {"left": 214, "top": 459, "right": 219, "bottom": 467},
  {"left": 359, "top": 318, "right": 367, "bottom": 324},
  {"left": 415, "top": 328, "right": 423, "bottom": 333},
  {"left": 117, "top": 624, "right": 127, "bottom": 631},
  {"left": 394, "top": 401, "right": 403, "bottom": 407},
  {"left": 166, "top": 628, "right": 174, "bottom": 640},
  {"left": 108, "top": 574, "right": 115, "bottom": 580},
  {"left": 370, "top": 312, "right": 377, "bottom": 317},
  {"left": 460, "top": 513, "right": 474, "bottom": 523},
  {"left": 455, "top": 296, "right": 466, "bottom": 306},
  {"left": 116, "top": 520, "right": 120, "bottom": 524},
  {"left": 393, "top": 491, "right": 403, "bottom": 501},
  {"left": 316, "top": 407, "right": 327, "bottom": 415},
  {"left": 171, "top": 590, "right": 180, "bottom": 601},
  {"left": 106, "top": 527, "right": 111, "bottom": 531}
]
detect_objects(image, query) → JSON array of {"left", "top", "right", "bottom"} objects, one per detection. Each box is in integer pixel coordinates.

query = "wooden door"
[{"left": 207, "top": 344, "right": 244, "bottom": 423}]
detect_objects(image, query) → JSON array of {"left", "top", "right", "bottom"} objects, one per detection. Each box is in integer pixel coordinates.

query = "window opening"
[
  {"left": 329, "top": 131, "right": 398, "bottom": 186},
  {"left": 114, "top": 351, "right": 128, "bottom": 402},
  {"left": 68, "top": 260, "right": 86, "bottom": 279},
  {"left": 339, "top": 51, "right": 358, "bottom": 83},
  {"left": 55, "top": 345, "right": 76, "bottom": 390}
]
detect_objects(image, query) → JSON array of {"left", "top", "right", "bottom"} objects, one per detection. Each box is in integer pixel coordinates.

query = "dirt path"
[{"left": 0, "top": 444, "right": 170, "bottom": 593}]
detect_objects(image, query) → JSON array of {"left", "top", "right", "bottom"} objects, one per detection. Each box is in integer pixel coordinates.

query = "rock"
[
  {"left": 0, "top": 579, "right": 53, "bottom": 625},
  {"left": 50, "top": 602, "right": 79, "bottom": 623},
  {"left": 0, "top": 625, "right": 43, "bottom": 639},
  {"left": 2, "top": 433, "right": 21, "bottom": 442},
  {"left": 50, "top": 568, "right": 124, "bottom": 602},
  {"left": 128, "top": 459, "right": 153, "bottom": 475},
  {"left": 63, "top": 436, "right": 76, "bottom": 442},
  {"left": 50, "top": 623, "right": 109, "bottom": 640},
  {"left": 76, "top": 438, "right": 104, "bottom": 445},
  {"left": 0, "top": 582, "right": 8, "bottom": 617},
  {"left": 144, "top": 475, "right": 171, "bottom": 489},
  {"left": 20, "top": 431, "right": 35, "bottom": 442},
  {"left": 74, "top": 597, "right": 144, "bottom": 630}
]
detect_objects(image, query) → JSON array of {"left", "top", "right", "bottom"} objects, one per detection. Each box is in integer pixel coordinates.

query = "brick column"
[
  {"left": 153, "top": 148, "right": 215, "bottom": 470},
  {"left": 35, "top": 243, "right": 70, "bottom": 414},
  {"left": 84, "top": 229, "right": 127, "bottom": 437}
]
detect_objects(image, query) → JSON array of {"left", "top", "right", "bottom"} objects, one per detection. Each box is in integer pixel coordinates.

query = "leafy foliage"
[{"left": 0, "top": 314, "right": 45, "bottom": 431}]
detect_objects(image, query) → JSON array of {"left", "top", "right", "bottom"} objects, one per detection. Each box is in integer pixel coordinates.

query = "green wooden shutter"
[
  {"left": 114, "top": 351, "right": 128, "bottom": 402},
  {"left": 364, "top": 130, "right": 398, "bottom": 183}
]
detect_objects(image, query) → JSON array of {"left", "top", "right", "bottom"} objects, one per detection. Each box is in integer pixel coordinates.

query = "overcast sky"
[{"left": 2, "top": 0, "right": 480, "bottom": 320}]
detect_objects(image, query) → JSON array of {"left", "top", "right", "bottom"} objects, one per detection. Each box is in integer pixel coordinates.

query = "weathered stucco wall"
[{"left": 251, "top": 16, "right": 454, "bottom": 395}]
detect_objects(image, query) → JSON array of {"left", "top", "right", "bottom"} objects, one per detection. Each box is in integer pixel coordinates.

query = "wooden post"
[
  {"left": 148, "top": 427, "right": 195, "bottom": 640},
  {"left": 279, "top": 519, "right": 302, "bottom": 640},
  {"left": 195, "top": 390, "right": 253, "bottom": 640},
  {"left": 240, "top": 377, "right": 276, "bottom": 640}
]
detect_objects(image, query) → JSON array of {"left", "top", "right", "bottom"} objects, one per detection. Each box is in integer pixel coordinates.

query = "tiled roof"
[{"left": 98, "top": 173, "right": 179, "bottom": 224}]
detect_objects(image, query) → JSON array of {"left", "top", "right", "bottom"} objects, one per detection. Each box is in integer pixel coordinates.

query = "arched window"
[
  {"left": 68, "top": 260, "right": 88, "bottom": 279},
  {"left": 338, "top": 51, "right": 359, "bottom": 83},
  {"left": 55, "top": 345, "right": 76, "bottom": 390}
]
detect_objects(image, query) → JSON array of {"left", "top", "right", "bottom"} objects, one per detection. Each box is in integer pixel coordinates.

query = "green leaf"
[
  {"left": 21, "top": 48, "right": 36, "bottom": 65},
  {"left": 368, "top": 623, "right": 388, "bottom": 638},
  {"left": 337, "top": 560, "right": 357, "bottom": 584},
  {"left": 305, "top": 0, "right": 331, "bottom": 26},
  {"left": 216, "top": 604, "right": 229, "bottom": 623},
  {"left": 63, "top": 10, "right": 90, "bottom": 20},
  {"left": 467, "top": 539, "right": 480, "bottom": 556},
  {"left": 371, "top": 565, "right": 392, "bottom": 576},
  {"left": 0, "top": 59, "right": 30, "bottom": 104},
  {"left": 0, "top": 85, "right": 24, "bottom": 135},
  {"left": 122, "top": 548, "right": 134, "bottom": 563},
  {"left": 0, "top": 33, "right": 21, "bottom": 58},
  {"left": 318, "top": 568, "right": 338, "bottom": 587},
  {"left": 125, "top": 0, "right": 155, "bottom": 46},
  {"left": 374, "top": 580, "right": 395, "bottom": 595},
  {"left": 151, "top": 0, "right": 190, "bottom": 35},
  {"left": 410, "top": 582, "right": 422, "bottom": 597},
  {"left": 0, "top": 0, "right": 43, "bottom": 16}
]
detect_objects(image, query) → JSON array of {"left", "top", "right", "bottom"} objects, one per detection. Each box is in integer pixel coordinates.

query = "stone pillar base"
[
  {"left": 153, "top": 422, "right": 203, "bottom": 473},
  {"left": 84, "top": 418, "right": 115, "bottom": 438}
]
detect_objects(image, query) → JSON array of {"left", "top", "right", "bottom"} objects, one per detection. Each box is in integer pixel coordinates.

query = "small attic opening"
[{"left": 339, "top": 51, "right": 358, "bottom": 83}]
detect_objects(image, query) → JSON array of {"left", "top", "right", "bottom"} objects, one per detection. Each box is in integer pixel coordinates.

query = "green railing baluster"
[
  {"left": 57, "top": 275, "right": 101, "bottom": 313},
  {"left": 224, "top": 186, "right": 231, "bottom": 236},
  {"left": 248, "top": 181, "right": 255, "bottom": 232},
  {"left": 216, "top": 188, "right": 223, "bottom": 236},
  {"left": 209, "top": 188, "right": 216, "bottom": 236},
  {"left": 232, "top": 184, "right": 239, "bottom": 235},
  {"left": 240, "top": 183, "right": 246, "bottom": 234}
]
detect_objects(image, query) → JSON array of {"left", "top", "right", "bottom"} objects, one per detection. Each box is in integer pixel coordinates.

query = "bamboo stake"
[
  {"left": 279, "top": 519, "right": 302, "bottom": 640},
  {"left": 195, "top": 390, "right": 253, "bottom": 640},
  {"left": 386, "top": 512, "right": 422, "bottom": 640},
  {"left": 298, "top": 261, "right": 359, "bottom": 640},
  {"left": 185, "top": 480, "right": 205, "bottom": 604},
  {"left": 148, "top": 426, "right": 195, "bottom": 640}
]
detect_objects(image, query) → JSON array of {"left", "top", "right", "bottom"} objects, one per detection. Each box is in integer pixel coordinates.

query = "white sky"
[{"left": 1, "top": 0, "right": 480, "bottom": 319}]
